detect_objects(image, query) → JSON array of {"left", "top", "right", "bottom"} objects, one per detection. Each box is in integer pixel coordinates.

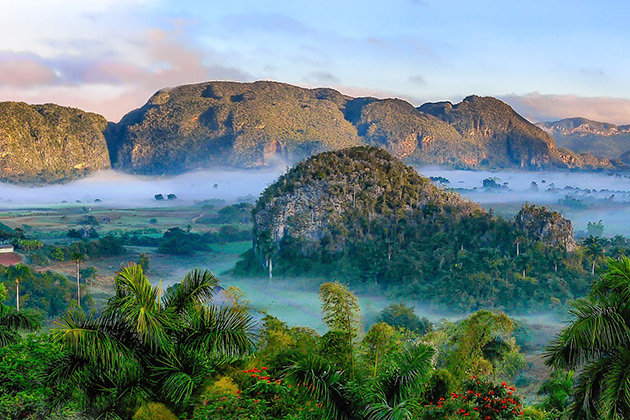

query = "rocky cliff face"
[
  {"left": 108, "top": 81, "right": 363, "bottom": 174},
  {"left": 109, "top": 81, "right": 614, "bottom": 175},
  {"left": 252, "top": 146, "right": 479, "bottom": 256},
  {"left": 419, "top": 96, "right": 613, "bottom": 170},
  {"left": 537, "top": 117, "right": 630, "bottom": 162},
  {"left": 0, "top": 102, "right": 110, "bottom": 183},
  {"left": 515, "top": 203, "right": 576, "bottom": 252}
]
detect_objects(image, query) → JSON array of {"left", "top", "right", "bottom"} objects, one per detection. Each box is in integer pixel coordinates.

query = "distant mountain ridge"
[
  {"left": 537, "top": 117, "right": 630, "bottom": 163},
  {"left": 0, "top": 81, "right": 623, "bottom": 183},
  {"left": 106, "top": 81, "right": 616, "bottom": 175},
  {"left": 0, "top": 102, "right": 110, "bottom": 183}
]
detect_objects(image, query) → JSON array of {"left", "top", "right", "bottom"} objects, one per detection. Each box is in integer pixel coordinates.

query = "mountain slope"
[
  {"left": 109, "top": 81, "right": 614, "bottom": 174},
  {"left": 537, "top": 117, "right": 630, "bottom": 162},
  {"left": 239, "top": 146, "right": 587, "bottom": 312},
  {"left": 419, "top": 96, "right": 612, "bottom": 169},
  {"left": 0, "top": 102, "right": 110, "bottom": 183}
]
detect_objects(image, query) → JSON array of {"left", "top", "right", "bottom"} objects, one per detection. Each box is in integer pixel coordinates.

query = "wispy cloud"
[
  {"left": 0, "top": 25, "right": 251, "bottom": 121},
  {"left": 502, "top": 92, "right": 630, "bottom": 125}
]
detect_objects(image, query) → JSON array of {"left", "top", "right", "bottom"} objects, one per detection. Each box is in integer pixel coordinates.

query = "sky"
[{"left": 1, "top": 0, "right": 629, "bottom": 124}]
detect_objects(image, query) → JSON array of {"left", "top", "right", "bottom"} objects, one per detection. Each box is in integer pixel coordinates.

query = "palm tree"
[
  {"left": 70, "top": 252, "right": 84, "bottom": 307},
  {"left": 0, "top": 284, "right": 40, "bottom": 347},
  {"left": 6, "top": 263, "right": 30, "bottom": 311},
  {"left": 47, "top": 265, "right": 256, "bottom": 419},
  {"left": 544, "top": 256, "right": 630, "bottom": 419},
  {"left": 582, "top": 235, "right": 605, "bottom": 275}
]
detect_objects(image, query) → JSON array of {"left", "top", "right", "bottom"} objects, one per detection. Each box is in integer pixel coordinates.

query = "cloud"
[
  {"left": 409, "top": 74, "right": 427, "bottom": 85},
  {"left": 0, "top": 53, "right": 55, "bottom": 87},
  {"left": 502, "top": 92, "right": 630, "bottom": 125},
  {"left": 304, "top": 71, "right": 340, "bottom": 84},
  {"left": 0, "top": 25, "right": 251, "bottom": 121}
]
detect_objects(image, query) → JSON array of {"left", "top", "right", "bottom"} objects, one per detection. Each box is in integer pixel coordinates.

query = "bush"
[{"left": 133, "top": 403, "right": 178, "bottom": 420}]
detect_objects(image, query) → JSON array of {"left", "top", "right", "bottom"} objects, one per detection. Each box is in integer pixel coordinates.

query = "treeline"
[
  {"left": 119, "top": 225, "right": 251, "bottom": 255},
  {"left": 0, "top": 264, "right": 95, "bottom": 318}
]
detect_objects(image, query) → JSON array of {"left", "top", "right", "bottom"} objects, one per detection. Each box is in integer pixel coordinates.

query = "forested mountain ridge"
[
  {"left": 537, "top": 117, "right": 630, "bottom": 163},
  {"left": 0, "top": 102, "right": 110, "bottom": 183},
  {"left": 241, "top": 146, "right": 589, "bottom": 312},
  {"left": 0, "top": 81, "right": 622, "bottom": 183},
  {"left": 107, "top": 81, "right": 616, "bottom": 174}
]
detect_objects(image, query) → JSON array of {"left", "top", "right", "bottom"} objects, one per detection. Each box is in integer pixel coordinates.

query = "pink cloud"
[
  {"left": 502, "top": 92, "right": 630, "bottom": 125},
  {"left": 0, "top": 27, "right": 250, "bottom": 121},
  {"left": 0, "top": 56, "right": 55, "bottom": 87}
]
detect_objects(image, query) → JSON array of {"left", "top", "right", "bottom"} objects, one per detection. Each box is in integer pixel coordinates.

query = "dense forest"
[
  {"left": 1, "top": 259, "right": 630, "bottom": 419},
  {"left": 239, "top": 147, "right": 608, "bottom": 313}
]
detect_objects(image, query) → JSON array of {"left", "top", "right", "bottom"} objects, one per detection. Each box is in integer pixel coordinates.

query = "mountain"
[
  {"left": 0, "top": 102, "right": 110, "bottom": 183},
  {"left": 108, "top": 81, "right": 614, "bottom": 174},
  {"left": 239, "top": 146, "right": 587, "bottom": 312},
  {"left": 419, "top": 96, "right": 613, "bottom": 169},
  {"left": 537, "top": 117, "right": 630, "bottom": 163}
]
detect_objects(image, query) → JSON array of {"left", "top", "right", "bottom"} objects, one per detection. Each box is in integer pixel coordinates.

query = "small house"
[{"left": 0, "top": 244, "right": 14, "bottom": 253}]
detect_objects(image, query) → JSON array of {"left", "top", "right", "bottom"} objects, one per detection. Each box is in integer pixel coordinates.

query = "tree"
[
  {"left": 48, "top": 265, "right": 256, "bottom": 418},
  {"left": 544, "top": 256, "right": 630, "bottom": 420},
  {"left": 319, "top": 282, "right": 362, "bottom": 379},
  {"left": 0, "top": 284, "right": 39, "bottom": 347},
  {"left": 586, "top": 220, "right": 605, "bottom": 237},
  {"left": 582, "top": 235, "right": 605, "bottom": 275},
  {"left": 137, "top": 252, "right": 150, "bottom": 272},
  {"left": 18, "top": 239, "right": 42, "bottom": 259},
  {"left": 70, "top": 252, "right": 85, "bottom": 307},
  {"left": 538, "top": 369, "right": 574, "bottom": 413},
  {"left": 6, "top": 263, "right": 30, "bottom": 311},
  {"left": 380, "top": 303, "right": 432, "bottom": 334},
  {"left": 439, "top": 310, "right": 523, "bottom": 381}
]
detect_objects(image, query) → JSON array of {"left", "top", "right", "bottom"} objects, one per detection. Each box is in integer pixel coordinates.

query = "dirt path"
[{"left": 191, "top": 212, "right": 206, "bottom": 224}]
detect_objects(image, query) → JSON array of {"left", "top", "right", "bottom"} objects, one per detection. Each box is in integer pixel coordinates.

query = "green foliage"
[
  {"left": 137, "top": 252, "right": 150, "bottom": 272},
  {"left": 0, "top": 334, "right": 77, "bottom": 419},
  {"left": 429, "top": 310, "right": 524, "bottom": 382},
  {"left": 0, "top": 102, "right": 110, "bottom": 183},
  {"left": 537, "top": 370, "right": 574, "bottom": 413},
  {"left": 47, "top": 265, "right": 257, "bottom": 419},
  {"left": 158, "top": 227, "right": 209, "bottom": 255},
  {"left": 0, "top": 264, "right": 91, "bottom": 318},
  {"left": 133, "top": 403, "right": 179, "bottom": 420},
  {"left": 380, "top": 303, "right": 432, "bottom": 334},
  {"left": 544, "top": 256, "right": 630, "bottom": 419},
  {"left": 246, "top": 146, "right": 592, "bottom": 313},
  {"left": 586, "top": 220, "right": 605, "bottom": 237}
]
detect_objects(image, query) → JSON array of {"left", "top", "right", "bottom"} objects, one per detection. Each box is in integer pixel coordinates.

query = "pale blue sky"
[{"left": 0, "top": 0, "right": 629, "bottom": 123}]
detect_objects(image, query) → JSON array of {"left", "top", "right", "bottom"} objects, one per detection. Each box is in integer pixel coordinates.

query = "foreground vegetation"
[{"left": 2, "top": 257, "right": 630, "bottom": 419}]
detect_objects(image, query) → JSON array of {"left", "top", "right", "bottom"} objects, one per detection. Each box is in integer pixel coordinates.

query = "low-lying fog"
[
  {"left": 0, "top": 168, "right": 285, "bottom": 208},
  {"left": 1, "top": 166, "right": 629, "bottom": 234},
  {"left": 416, "top": 167, "right": 630, "bottom": 236}
]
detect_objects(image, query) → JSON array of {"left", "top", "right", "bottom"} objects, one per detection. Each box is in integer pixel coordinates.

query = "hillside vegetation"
[
  {"left": 239, "top": 146, "right": 590, "bottom": 312},
  {"left": 0, "top": 102, "right": 110, "bottom": 183},
  {"left": 108, "top": 81, "right": 615, "bottom": 174}
]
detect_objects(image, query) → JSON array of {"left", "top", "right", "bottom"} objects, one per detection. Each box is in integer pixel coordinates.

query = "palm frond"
[
  {"left": 544, "top": 297, "right": 630, "bottom": 370},
  {"left": 182, "top": 305, "right": 257, "bottom": 358},
  {"left": 0, "top": 326, "right": 19, "bottom": 347},
  {"left": 376, "top": 342, "right": 435, "bottom": 405},
  {"left": 52, "top": 310, "right": 137, "bottom": 371},
  {"left": 162, "top": 269, "right": 218, "bottom": 313},
  {"left": 364, "top": 398, "right": 419, "bottom": 420},
  {"left": 284, "top": 354, "right": 353, "bottom": 420},
  {"left": 568, "top": 356, "right": 609, "bottom": 420},
  {"left": 599, "top": 348, "right": 630, "bottom": 420},
  {"left": 0, "top": 304, "right": 40, "bottom": 332}
]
